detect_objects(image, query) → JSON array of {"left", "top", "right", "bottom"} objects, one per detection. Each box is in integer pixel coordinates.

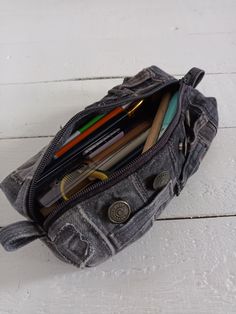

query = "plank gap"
[
  {"left": 157, "top": 213, "right": 236, "bottom": 222},
  {"left": 1, "top": 71, "right": 236, "bottom": 86},
  {"left": 0, "top": 126, "right": 233, "bottom": 141}
]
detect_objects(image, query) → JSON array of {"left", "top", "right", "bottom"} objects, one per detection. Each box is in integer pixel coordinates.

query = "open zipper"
[{"left": 27, "top": 78, "right": 184, "bottom": 228}]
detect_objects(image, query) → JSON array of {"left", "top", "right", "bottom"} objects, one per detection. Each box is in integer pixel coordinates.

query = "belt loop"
[
  {"left": 182, "top": 67, "right": 205, "bottom": 88},
  {"left": 0, "top": 220, "right": 46, "bottom": 251}
]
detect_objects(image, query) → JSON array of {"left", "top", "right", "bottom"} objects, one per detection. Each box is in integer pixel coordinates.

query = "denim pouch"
[{"left": 0, "top": 66, "right": 219, "bottom": 268}]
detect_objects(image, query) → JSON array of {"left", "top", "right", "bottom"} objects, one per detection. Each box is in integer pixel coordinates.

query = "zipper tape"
[
  {"left": 27, "top": 79, "right": 179, "bottom": 224},
  {"left": 44, "top": 81, "right": 185, "bottom": 229}
]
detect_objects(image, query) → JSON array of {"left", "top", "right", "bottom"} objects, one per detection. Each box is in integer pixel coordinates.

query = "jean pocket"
[
  {"left": 104, "top": 67, "right": 163, "bottom": 103},
  {"left": 121, "top": 68, "right": 154, "bottom": 89},
  {"left": 179, "top": 104, "right": 213, "bottom": 188},
  {"left": 181, "top": 140, "right": 208, "bottom": 186},
  {"left": 12, "top": 147, "right": 47, "bottom": 184},
  {"left": 108, "top": 180, "right": 173, "bottom": 252},
  {"left": 0, "top": 146, "right": 47, "bottom": 216},
  {"left": 50, "top": 223, "right": 94, "bottom": 268}
]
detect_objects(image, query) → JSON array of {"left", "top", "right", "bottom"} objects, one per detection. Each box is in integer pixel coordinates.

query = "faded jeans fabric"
[{"left": 0, "top": 66, "right": 219, "bottom": 268}]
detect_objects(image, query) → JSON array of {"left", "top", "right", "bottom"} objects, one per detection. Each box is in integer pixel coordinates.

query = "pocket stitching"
[
  {"left": 108, "top": 181, "right": 173, "bottom": 249},
  {"left": 181, "top": 140, "right": 207, "bottom": 184},
  {"left": 53, "top": 223, "right": 95, "bottom": 267}
]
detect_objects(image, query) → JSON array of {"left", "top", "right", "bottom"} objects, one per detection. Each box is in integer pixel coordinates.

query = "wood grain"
[
  {"left": 0, "top": 0, "right": 236, "bottom": 83},
  {"left": 0, "top": 1, "right": 236, "bottom": 313},
  {"left": 0, "top": 217, "right": 236, "bottom": 313},
  {"left": 0, "top": 73, "right": 236, "bottom": 139}
]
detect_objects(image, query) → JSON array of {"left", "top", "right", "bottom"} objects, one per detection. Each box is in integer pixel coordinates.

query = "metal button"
[
  {"left": 153, "top": 171, "right": 170, "bottom": 191},
  {"left": 179, "top": 138, "right": 188, "bottom": 156},
  {"left": 108, "top": 201, "right": 131, "bottom": 224}
]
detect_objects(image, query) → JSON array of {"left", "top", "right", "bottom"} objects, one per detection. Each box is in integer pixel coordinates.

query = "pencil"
[
  {"left": 63, "top": 114, "right": 105, "bottom": 145},
  {"left": 55, "top": 106, "right": 126, "bottom": 158},
  {"left": 142, "top": 92, "right": 171, "bottom": 153},
  {"left": 38, "top": 120, "right": 150, "bottom": 208},
  {"left": 55, "top": 100, "right": 144, "bottom": 159}
]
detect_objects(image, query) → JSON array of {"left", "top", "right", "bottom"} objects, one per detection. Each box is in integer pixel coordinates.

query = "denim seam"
[
  {"left": 79, "top": 206, "right": 116, "bottom": 256},
  {"left": 11, "top": 172, "right": 24, "bottom": 186},
  {"left": 130, "top": 173, "right": 149, "bottom": 203},
  {"left": 53, "top": 223, "right": 95, "bottom": 267},
  {"left": 16, "top": 178, "right": 31, "bottom": 216},
  {"left": 50, "top": 239, "right": 74, "bottom": 265},
  {"left": 110, "top": 218, "right": 153, "bottom": 249},
  {"left": 186, "top": 89, "right": 217, "bottom": 125},
  {"left": 182, "top": 142, "right": 205, "bottom": 182},
  {"left": 109, "top": 181, "right": 173, "bottom": 248},
  {"left": 167, "top": 144, "right": 179, "bottom": 177},
  {"left": 198, "top": 133, "right": 212, "bottom": 146}
]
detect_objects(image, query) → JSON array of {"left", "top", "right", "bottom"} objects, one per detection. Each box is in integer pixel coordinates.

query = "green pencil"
[{"left": 64, "top": 113, "right": 105, "bottom": 145}]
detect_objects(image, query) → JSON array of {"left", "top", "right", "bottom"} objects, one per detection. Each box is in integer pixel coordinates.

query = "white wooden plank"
[
  {"left": 0, "top": 73, "right": 235, "bottom": 139},
  {"left": 162, "top": 126, "right": 236, "bottom": 218},
  {"left": 0, "top": 1, "right": 235, "bottom": 313},
  {"left": 1, "top": 33, "right": 235, "bottom": 85},
  {"left": 0, "top": 128, "right": 235, "bottom": 221},
  {"left": 1, "top": 0, "right": 235, "bottom": 42},
  {"left": 199, "top": 73, "right": 236, "bottom": 129},
  {"left": 0, "top": 79, "right": 117, "bottom": 138},
  {"left": 0, "top": 217, "right": 236, "bottom": 314},
  {"left": 0, "top": 0, "right": 236, "bottom": 83}
]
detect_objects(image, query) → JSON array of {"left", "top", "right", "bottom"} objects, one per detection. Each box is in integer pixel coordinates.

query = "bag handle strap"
[
  {"left": 0, "top": 221, "right": 46, "bottom": 251},
  {"left": 182, "top": 67, "right": 205, "bottom": 88}
]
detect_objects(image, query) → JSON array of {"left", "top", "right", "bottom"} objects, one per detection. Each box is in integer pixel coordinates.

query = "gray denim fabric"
[{"left": 0, "top": 66, "right": 218, "bottom": 268}]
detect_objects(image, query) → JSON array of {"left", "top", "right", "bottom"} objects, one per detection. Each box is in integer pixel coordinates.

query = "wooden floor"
[{"left": 0, "top": 1, "right": 236, "bottom": 313}]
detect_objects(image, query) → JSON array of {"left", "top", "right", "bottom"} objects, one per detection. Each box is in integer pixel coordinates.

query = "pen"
[
  {"left": 55, "top": 100, "right": 144, "bottom": 158},
  {"left": 63, "top": 114, "right": 105, "bottom": 145},
  {"left": 82, "top": 128, "right": 122, "bottom": 158},
  {"left": 38, "top": 120, "right": 150, "bottom": 208},
  {"left": 98, "top": 129, "right": 149, "bottom": 172}
]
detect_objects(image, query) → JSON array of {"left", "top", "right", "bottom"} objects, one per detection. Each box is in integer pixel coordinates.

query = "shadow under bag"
[{"left": 0, "top": 66, "right": 219, "bottom": 268}]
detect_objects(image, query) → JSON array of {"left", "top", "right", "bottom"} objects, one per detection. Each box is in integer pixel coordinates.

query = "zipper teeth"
[
  {"left": 28, "top": 79, "right": 178, "bottom": 222},
  {"left": 44, "top": 81, "right": 185, "bottom": 229},
  {"left": 27, "top": 108, "right": 122, "bottom": 217},
  {"left": 28, "top": 110, "right": 102, "bottom": 219},
  {"left": 44, "top": 125, "right": 172, "bottom": 228}
]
